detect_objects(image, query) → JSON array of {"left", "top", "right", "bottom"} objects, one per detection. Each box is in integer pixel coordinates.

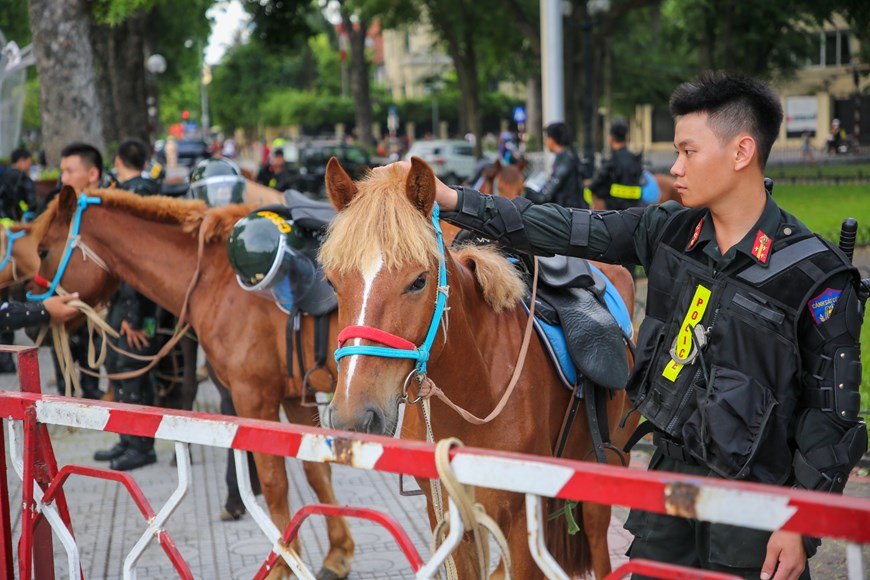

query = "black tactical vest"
[{"left": 628, "top": 208, "right": 855, "bottom": 484}]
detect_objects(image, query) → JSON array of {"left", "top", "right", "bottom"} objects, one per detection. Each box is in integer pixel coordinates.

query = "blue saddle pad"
[
  {"left": 525, "top": 265, "right": 633, "bottom": 390},
  {"left": 641, "top": 170, "right": 660, "bottom": 204}
]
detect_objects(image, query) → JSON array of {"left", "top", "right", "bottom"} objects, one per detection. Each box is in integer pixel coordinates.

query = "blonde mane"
[
  {"left": 31, "top": 188, "right": 255, "bottom": 243},
  {"left": 318, "top": 165, "right": 525, "bottom": 312},
  {"left": 319, "top": 164, "right": 441, "bottom": 273}
]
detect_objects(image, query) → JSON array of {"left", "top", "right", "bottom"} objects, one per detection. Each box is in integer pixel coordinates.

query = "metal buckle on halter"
[{"left": 401, "top": 368, "right": 425, "bottom": 405}]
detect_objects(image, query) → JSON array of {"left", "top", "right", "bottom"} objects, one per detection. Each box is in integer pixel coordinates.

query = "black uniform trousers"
[{"left": 624, "top": 448, "right": 812, "bottom": 579}]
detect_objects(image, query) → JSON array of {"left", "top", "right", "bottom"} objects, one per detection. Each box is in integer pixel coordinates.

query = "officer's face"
[
  {"left": 670, "top": 112, "right": 736, "bottom": 209},
  {"left": 61, "top": 155, "right": 100, "bottom": 193}
]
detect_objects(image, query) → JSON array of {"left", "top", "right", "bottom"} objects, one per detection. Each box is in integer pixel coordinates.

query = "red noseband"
[{"left": 336, "top": 326, "right": 416, "bottom": 351}]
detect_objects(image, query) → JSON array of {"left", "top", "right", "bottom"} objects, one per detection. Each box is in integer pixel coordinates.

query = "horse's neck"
[
  {"left": 83, "top": 206, "right": 214, "bottom": 317},
  {"left": 428, "top": 255, "right": 525, "bottom": 408}
]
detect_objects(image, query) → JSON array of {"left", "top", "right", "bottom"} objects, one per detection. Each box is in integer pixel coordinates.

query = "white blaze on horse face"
[{"left": 344, "top": 253, "right": 384, "bottom": 392}]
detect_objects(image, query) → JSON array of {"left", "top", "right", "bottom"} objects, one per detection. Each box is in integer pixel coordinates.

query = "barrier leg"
[
  {"left": 233, "top": 449, "right": 316, "bottom": 579},
  {"left": 0, "top": 420, "right": 13, "bottom": 579},
  {"left": 525, "top": 494, "right": 568, "bottom": 580},
  {"left": 846, "top": 543, "right": 865, "bottom": 580}
]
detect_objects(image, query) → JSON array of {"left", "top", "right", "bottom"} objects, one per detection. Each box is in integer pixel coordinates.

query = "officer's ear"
[{"left": 734, "top": 134, "right": 757, "bottom": 172}]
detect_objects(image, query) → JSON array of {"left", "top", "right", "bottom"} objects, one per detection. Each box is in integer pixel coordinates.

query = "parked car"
[
  {"left": 404, "top": 139, "right": 477, "bottom": 182},
  {"left": 155, "top": 138, "right": 210, "bottom": 170},
  {"left": 294, "top": 142, "right": 373, "bottom": 199}
]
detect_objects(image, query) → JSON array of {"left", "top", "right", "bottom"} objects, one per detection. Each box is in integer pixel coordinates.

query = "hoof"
[
  {"left": 219, "top": 507, "right": 245, "bottom": 522},
  {"left": 316, "top": 567, "right": 348, "bottom": 580}
]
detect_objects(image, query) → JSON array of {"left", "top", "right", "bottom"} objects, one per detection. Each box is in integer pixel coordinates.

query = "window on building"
[{"left": 807, "top": 30, "right": 851, "bottom": 68}]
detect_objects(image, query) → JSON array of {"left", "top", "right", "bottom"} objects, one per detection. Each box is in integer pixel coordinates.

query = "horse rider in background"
[
  {"left": 530, "top": 121, "right": 587, "bottom": 208},
  {"left": 92, "top": 138, "right": 161, "bottom": 471},
  {"left": 586, "top": 121, "right": 644, "bottom": 211}
]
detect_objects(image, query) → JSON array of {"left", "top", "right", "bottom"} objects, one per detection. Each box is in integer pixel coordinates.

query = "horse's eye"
[
  {"left": 38, "top": 249, "right": 48, "bottom": 260},
  {"left": 407, "top": 273, "right": 427, "bottom": 293},
  {"left": 324, "top": 277, "right": 334, "bottom": 289}
]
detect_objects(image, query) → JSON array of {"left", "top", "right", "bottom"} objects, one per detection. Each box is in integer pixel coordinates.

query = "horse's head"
[
  {"left": 319, "top": 157, "right": 444, "bottom": 435},
  {"left": 31, "top": 186, "right": 118, "bottom": 305},
  {"left": 495, "top": 160, "right": 527, "bottom": 200}
]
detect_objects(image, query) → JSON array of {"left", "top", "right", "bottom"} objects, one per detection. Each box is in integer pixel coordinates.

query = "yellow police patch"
[{"left": 662, "top": 284, "right": 711, "bottom": 382}]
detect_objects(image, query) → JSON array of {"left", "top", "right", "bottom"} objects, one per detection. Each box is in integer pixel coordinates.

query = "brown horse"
[
  {"left": 319, "top": 158, "right": 637, "bottom": 578},
  {"left": 0, "top": 224, "right": 40, "bottom": 289},
  {"left": 31, "top": 187, "right": 354, "bottom": 579}
]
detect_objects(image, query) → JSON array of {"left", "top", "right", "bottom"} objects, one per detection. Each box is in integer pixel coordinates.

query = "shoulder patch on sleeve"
[{"left": 807, "top": 287, "right": 842, "bottom": 324}]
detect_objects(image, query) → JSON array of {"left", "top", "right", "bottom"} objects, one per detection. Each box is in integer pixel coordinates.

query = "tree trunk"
[
  {"left": 92, "top": 13, "right": 150, "bottom": 149},
  {"left": 343, "top": 11, "right": 373, "bottom": 149},
  {"left": 28, "top": 0, "right": 105, "bottom": 167},
  {"left": 526, "top": 74, "right": 542, "bottom": 150}
]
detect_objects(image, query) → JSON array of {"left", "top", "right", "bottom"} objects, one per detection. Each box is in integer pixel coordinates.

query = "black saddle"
[
  {"left": 283, "top": 188, "right": 336, "bottom": 230},
  {"left": 530, "top": 255, "right": 629, "bottom": 391}
]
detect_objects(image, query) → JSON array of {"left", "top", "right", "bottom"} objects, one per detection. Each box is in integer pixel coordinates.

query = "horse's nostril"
[{"left": 360, "top": 407, "right": 385, "bottom": 435}]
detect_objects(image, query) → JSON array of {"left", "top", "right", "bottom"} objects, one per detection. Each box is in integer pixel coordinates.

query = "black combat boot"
[
  {"left": 110, "top": 446, "right": 157, "bottom": 471},
  {"left": 94, "top": 440, "right": 128, "bottom": 461}
]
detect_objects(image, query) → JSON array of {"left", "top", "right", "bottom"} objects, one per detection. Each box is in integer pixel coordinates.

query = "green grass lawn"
[
  {"left": 774, "top": 184, "right": 870, "bottom": 419},
  {"left": 772, "top": 184, "right": 870, "bottom": 245},
  {"left": 766, "top": 163, "right": 870, "bottom": 180}
]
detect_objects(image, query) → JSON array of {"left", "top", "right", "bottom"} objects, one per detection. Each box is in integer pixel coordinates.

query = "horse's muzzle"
[{"left": 324, "top": 403, "right": 390, "bottom": 435}]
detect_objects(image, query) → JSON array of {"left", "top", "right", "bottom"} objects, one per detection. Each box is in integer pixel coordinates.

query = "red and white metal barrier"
[{"left": 1, "top": 345, "right": 869, "bottom": 579}]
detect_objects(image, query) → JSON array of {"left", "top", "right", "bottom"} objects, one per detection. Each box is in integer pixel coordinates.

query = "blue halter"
[
  {"left": 0, "top": 227, "right": 26, "bottom": 273},
  {"left": 333, "top": 202, "right": 449, "bottom": 379},
  {"left": 27, "top": 195, "right": 103, "bottom": 301}
]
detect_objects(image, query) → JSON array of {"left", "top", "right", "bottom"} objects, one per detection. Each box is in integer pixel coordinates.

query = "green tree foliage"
[
  {"left": 0, "top": 0, "right": 31, "bottom": 45},
  {"left": 241, "top": 0, "right": 319, "bottom": 53}
]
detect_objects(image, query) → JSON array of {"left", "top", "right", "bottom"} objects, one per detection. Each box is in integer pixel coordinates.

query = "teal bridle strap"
[
  {"left": 333, "top": 202, "right": 449, "bottom": 377},
  {"left": 0, "top": 228, "right": 26, "bottom": 273},
  {"left": 27, "top": 195, "right": 103, "bottom": 301}
]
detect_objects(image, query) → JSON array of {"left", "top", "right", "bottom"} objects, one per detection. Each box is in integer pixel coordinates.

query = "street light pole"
[{"left": 582, "top": 16, "right": 594, "bottom": 177}]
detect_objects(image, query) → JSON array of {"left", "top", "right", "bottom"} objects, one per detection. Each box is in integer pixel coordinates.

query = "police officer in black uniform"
[
  {"left": 255, "top": 148, "right": 296, "bottom": 192},
  {"left": 93, "top": 139, "right": 161, "bottom": 471},
  {"left": 532, "top": 122, "right": 586, "bottom": 208},
  {"left": 0, "top": 148, "right": 37, "bottom": 223},
  {"left": 586, "top": 121, "right": 644, "bottom": 210},
  {"left": 1, "top": 294, "right": 80, "bottom": 333},
  {"left": 422, "top": 71, "right": 866, "bottom": 580}
]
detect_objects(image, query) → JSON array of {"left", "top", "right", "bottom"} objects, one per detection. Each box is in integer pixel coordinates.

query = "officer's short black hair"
[
  {"left": 273, "top": 148, "right": 284, "bottom": 157},
  {"left": 115, "top": 138, "right": 149, "bottom": 171},
  {"left": 60, "top": 142, "right": 103, "bottom": 177},
  {"left": 609, "top": 122, "right": 628, "bottom": 143},
  {"left": 10, "top": 148, "right": 32, "bottom": 164},
  {"left": 546, "top": 122, "right": 572, "bottom": 147},
  {"left": 669, "top": 71, "right": 783, "bottom": 168}
]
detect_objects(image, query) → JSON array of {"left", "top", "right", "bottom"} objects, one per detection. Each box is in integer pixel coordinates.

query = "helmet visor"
[
  {"left": 236, "top": 234, "right": 317, "bottom": 311},
  {"left": 190, "top": 175, "right": 246, "bottom": 206}
]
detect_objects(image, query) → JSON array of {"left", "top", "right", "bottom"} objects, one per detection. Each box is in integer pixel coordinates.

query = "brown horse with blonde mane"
[
  {"left": 31, "top": 186, "right": 354, "bottom": 580},
  {"left": 319, "top": 158, "right": 637, "bottom": 578},
  {"left": 0, "top": 224, "right": 40, "bottom": 289}
]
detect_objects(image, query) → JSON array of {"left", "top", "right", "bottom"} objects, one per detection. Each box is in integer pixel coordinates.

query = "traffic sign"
[{"left": 513, "top": 106, "right": 527, "bottom": 124}]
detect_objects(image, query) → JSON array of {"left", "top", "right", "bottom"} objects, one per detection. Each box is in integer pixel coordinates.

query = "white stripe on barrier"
[
  {"left": 154, "top": 415, "right": 238, "bottom": 448},
  {"left": 451, "top": 454, "right": 573, "bottom": 497},
  {"left": 35, "top": 400, "right": 110, "bottom": 432},
  {"left": 297, "top": 434, "right": 385, "bottom": 469},
  {"left": 694, "top": 486, "right": 797, "bottom": 530}
]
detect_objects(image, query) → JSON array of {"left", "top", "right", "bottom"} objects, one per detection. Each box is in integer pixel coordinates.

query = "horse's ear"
[
  {"left": 57, "top": 185, "right": 77, "bottom": 220},
  {"left": 325, "top": 156, "right": 358, "bottom": 211},
  {"left": 405, "top": 156, "right": 436, "bottom": 216}
]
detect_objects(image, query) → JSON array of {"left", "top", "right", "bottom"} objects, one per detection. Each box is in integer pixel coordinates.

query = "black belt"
[{"left": 652, "top": 432, "right": 699, "bottom": 466}]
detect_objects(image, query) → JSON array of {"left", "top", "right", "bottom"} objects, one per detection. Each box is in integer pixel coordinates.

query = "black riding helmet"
[
  {"left": 189, "top": 157, "right": 245, "bottom": 206},
  {"left": 227, "top": 208, "right": 316, "bottom": 311}
]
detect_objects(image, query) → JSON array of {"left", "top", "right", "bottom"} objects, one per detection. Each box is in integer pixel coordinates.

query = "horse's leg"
[
  {"left": 230, "top": 383, "right": 294, "bottom": 580},
  {"left": 211, "top": 365, "right": 261, "bottom": 520},
  {"left": 180, "top": 336, "right": 199, "bottom": 411},
  {"left": 283, "top": 399, "right": 354, "bottom": 579},
  {"left": 582, "top": 501, "right": 613, "bottom": 579}
]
